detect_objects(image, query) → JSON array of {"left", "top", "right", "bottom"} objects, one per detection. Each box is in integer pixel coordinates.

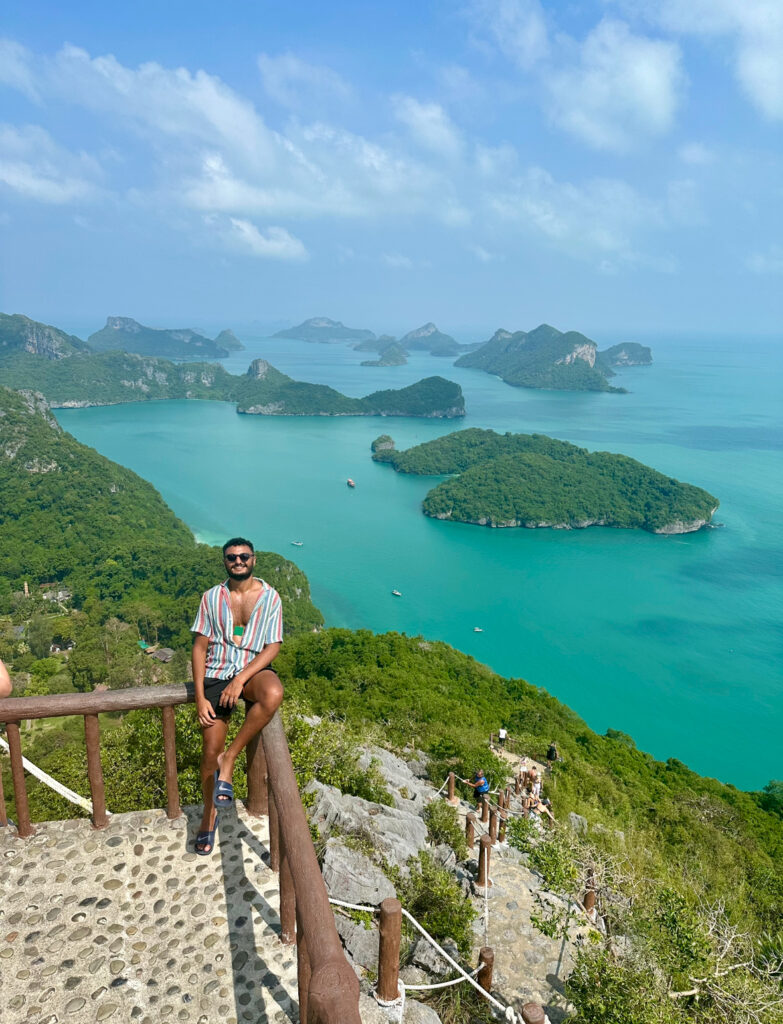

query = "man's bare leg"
[
  {"left": 215, "top": 669, "right": 283, "bottom": 793},
  {"left": 198, "top": 718, "right": 229, "bottom": 852}
]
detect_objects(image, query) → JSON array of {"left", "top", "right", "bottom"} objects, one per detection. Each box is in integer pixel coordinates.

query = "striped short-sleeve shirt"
[{"left": 191, "top": 578, "right": 283, "bottom": 680}]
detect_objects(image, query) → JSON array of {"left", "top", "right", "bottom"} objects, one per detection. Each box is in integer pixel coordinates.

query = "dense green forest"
[
  {"left": 372, "top": 428, "right": 719, "bottom": 532},
  {"left": 0, "top": 312, "right": 465, "bottom": 417},
  {"left": 456, "top": 324, "right": 623, "bottom": 392},
  {"left": 0, "top": 386, "right": 323, "bottom": 644}
]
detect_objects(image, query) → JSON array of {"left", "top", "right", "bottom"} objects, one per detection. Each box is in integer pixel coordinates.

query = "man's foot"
[
  {"left": 213, "top": 754, "right": 235, "bottom": 808},
  {"left": 195, "top": 806, "right": 219, "bottom": 855}
]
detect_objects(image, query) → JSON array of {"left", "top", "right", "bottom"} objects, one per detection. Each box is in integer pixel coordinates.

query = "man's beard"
[{"left": 229, "top": 565, "right": 253, "bottom": 580}]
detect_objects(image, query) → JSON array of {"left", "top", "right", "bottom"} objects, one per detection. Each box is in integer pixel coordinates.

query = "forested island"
[
  {"left": 0, "top": 314, "right": 465, "bottom": 418},
  {"left": 455, "top": 323, "right": 653, "bottom": 392},
  {"left": 1, "top": 385, "right": 780, "bottom": 1024},
  {"left": 372, "top": 428, "right": 718, "bottom": 533},
  {"left": 88, "top": 316, "right": 244, "bottom": 358},
  {"left": 274, "top": 316, "right": 376, "bottom": 343}
]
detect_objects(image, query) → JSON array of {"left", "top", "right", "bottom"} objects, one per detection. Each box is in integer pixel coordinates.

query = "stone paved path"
[{"left": 0, "top": 805, "right": 299, "bottom": 1024}]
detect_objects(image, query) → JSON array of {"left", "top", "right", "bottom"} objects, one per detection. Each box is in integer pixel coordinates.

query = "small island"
[
  {"left": 273, "top": 317, "right": 376, "bottom": 343},
  {"left": 372, "top": 428, "right": 718, "bottom": 534},
  {"left": 0, "top": 313, "right": 466, "bottom": 419},
  {"left": 88, "top": 316, "right": 244, "bottom": 358},
  {"left": 361, "top": 341, "right": 408, "bottom": 366},
  {"left": 455, "top": 324, "right": 654, "bottom": 393}
]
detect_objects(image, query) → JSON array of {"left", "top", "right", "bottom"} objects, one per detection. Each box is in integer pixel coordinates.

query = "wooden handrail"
[{"left": 0, "top": 687, "right": 361, "bottom": 1022}]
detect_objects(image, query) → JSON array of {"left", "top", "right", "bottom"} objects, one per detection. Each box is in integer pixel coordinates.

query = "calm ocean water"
[{"left": 56, "top": 332, "right": 783, "bottom": 791}]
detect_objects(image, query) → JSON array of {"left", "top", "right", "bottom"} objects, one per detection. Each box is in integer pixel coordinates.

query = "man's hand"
[
  {"left": 197, "top": 698, "right": 217, "bottom": 728},
  {"left": 218, "top": 677, "right": 245, "bottom": 710}
]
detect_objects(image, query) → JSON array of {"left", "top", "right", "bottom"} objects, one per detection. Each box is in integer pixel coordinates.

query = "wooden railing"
[{"left": 0, "top": 686, "right": 361, "bottom": 1024}]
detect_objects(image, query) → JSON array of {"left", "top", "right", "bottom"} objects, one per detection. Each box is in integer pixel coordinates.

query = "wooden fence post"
[
  {"left": 481, "top": 796, "right": 490, "bottom": 824},
  {"left": 583, "top": 868, "right": 596, "bottom": 917},
  {"left": 0, "top": 762, "right": 7, "bottom": 828},
  {"left": 268, "top": 775, "right": 280, "bottom": 872},
  {"left": 447, "top": 771, "right": 458, "bottom": 805},
  {"left": 280, "top": 836, "right": 296, "bottom": 944},
  {"left": 161, "top": 705, "right": 181, "bottom": 820},
  {"left": 489, "top": 807, "right": 499, "bottom": 844},
  {"left": 6, "top": 723, "right": 34, "bottom": 838},
  {"left": 498, "top": 810, "right": 507, "bottom": 844},
  {"left": 465, "top": 812, "right": 475, "bottom": 850},
  {"left": 521, "top": 1004, "right": 546, "bottom": 1024},
  {"left": 477, "top": 834, "right": 492, "bottom": 888},
  {"left": 478, "top": 946, "right": 494, "bottom": 991},
  {"left": 246, "top": 731, "right": 269, "bottom": 817},
  {"left": 296, "top": 913, "right": 311, "bottom": 1024},
  {"left": 515, "top": 773, "right": 521, "bottom": 795},
  {"left": 377, "top": 897, "right": 402, "bottom": 1003}
]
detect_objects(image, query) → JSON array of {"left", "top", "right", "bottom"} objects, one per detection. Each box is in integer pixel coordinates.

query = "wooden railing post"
[
  {"left": 481, "top": 796, "right": 490, "bottom": 824},
  {"left": 489, "top": 807, "right": 499, "bottom": 844},
  {"left": 161, "top": 705, "right": 181, "bottom": 819},
  {"left": 280, "top": 837, "right": 296, "bottom": 944},
  {"left": 465, "top": 812, "right": 475, "bottom": 850},
  {"left": 6, "top": 723, "right": 34, "bottom": 838},
  {"left": 268, "top": 774, "right": 280, "bottom": 873},
  {"left": 584, "top": 868, "right": 596, "bottom": 918},
  {"left": 515, "top": 772, "right": 521, "bottom": 795},
  {"left": 246, "top": 732, "right": 268, "bottom": 817},
  {"left": 0, "top": 761, "right": 7, "bottom": 827},
  {"left": 498, "top": 810, "right": 507, "bottom": 844},
  {"left": 478, "top": 946, "right": 494, "bottom": 991},
  {"left": 377, "top": 897, "right": 402, "bottom": 1002},
  {"left": 477, "top": 834, "right": 492, "bottom": 888},
  {"left": 297, "top": 910, "right": 311, "bottom": 1023},
  {"left": 521, "top": 1004, "right": 546, "bottom": 1024},
  {"left": 83, "top": 713, "right": 108, "bottom": 829},
  {"left": 447, "top": 771, "right": 458, "bottom": 805}
]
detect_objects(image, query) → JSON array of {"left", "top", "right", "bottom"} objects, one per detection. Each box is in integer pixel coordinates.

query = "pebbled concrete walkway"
[{"left": 0, "top": 804, "right": 299, "bottom": 1024}]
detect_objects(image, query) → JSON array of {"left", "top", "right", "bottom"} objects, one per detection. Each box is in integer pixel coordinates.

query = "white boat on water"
[
  {"left": 392, "top": 589, "right": 402, "bottom": 597},
  {"left": 473, "top": 627, "right": 483, "bottom": 632},
  {"left": 291, "top": 541, "right": 304, "bottom": 546}
]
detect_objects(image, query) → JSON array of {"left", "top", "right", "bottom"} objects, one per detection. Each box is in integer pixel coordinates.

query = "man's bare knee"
[{"left": 247, "top": 670, "right": 283, "bottom": 713}]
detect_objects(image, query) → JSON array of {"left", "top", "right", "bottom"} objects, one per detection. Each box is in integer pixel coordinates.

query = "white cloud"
[
  {"left": 470, "top": 244, "right": 497, "bottom": 262},
  {"left": 223, "top": 218, "right": 309, "bottom": 261},
  {"left": 746, "top": 244, "right": 783, "bottom": 274},
  {"left": 381, "top": 252, "right": 414, "bottom": 269},
  {"left": 257, "top": 52, "right": 351, "bottom": 109},
  {"left": 0, "top": 123, "right": 100, "bottom": 203},
  {"left": 393, "top": 96, "right": 463, "bottom": 159},
  {"left": 0, "top": 39, "right": 40, "bottom": 100},
  {"left": 678, "top": 142, "right": 714, "bottom": 165},
  {"left": 546, "top": 19, "right": 684, "bottom": 151},
  {"left": 470, "top": 0, "right": 549, "bottom": 69},
  {"left": 628, "top": 0, "right": 783, "bottom": 119}
]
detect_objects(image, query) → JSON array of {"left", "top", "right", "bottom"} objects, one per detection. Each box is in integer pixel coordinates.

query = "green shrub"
[
  {"left": 388, "top": 851, "right": 476, "bottom": 955},
  {"left": 506, "top": 815, "right": 538, "bottom": 853},
  {"left": 423, "top": 799, "right": 468, "bottom": 861}
]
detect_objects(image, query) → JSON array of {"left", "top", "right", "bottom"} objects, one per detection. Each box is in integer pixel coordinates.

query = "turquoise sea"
[{"left": 56, "top": 332, "right": 783, "bottom": 791}]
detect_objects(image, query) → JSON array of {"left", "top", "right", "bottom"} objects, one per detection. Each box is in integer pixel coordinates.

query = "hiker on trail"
[
  {"left": 465, "top": 768, "right": 491, "bottom": 808},
  {"left": 498, "top": 726, "right": 508, "bottom": 748},
  {"left": 546, "top": 741, "right": 558, "bottom": 770},
  {"left": 0, "top": 659, "right": 11, "bottom": 698},
  {"left": 191, "top": 538, "right": 284, "bottom": 856}
]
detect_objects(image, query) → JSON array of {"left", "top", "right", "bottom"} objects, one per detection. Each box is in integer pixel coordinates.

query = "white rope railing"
[
  {"left": 328, "top": 895, "right": 537, "bottom": 1024},
  {"left": 0, "top": 735, "right": 97, "bottom": 816}
]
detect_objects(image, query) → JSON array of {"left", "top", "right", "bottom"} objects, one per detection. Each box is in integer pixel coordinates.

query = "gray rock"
[
  {"left": 321, "top": 839, "right": 396, "bottom": 905},
  {"left": 431, "top": 844, "right": 456, "bottom": 868},
  {"left": 334, "top": 914, "right": 380, "bottom": 969},
  {"left": 358, "top": 991, "right": 392, "bottom": 1024},
  {"left": 358, "top": 747, "right": 434, "bottom": 807},
  {"left": 404, "top": 1000, "right": 443, "bottom": 1024},
  {"left": 307, "top": 782, "right": 428, "bottom": 868},
  {"left": 567, "top": 812, "right": 588, "bottom": 835},
  {"left": 405, "top": 754, "right": 430, "bottom": 780},
  {"left": 410, "top": 937, "right": 460, "bottom": 977},
  {"left": 399, "top": 965, "right": 428, "bottom": 986}
]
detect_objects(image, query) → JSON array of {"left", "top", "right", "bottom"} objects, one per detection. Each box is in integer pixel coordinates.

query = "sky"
[{"left": 1, "top": 0, "right": 782, "bottom": 338}]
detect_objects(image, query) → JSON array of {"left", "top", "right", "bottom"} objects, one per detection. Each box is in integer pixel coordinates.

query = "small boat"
[
  {"left": 347, "top": 478, "right": 356, "bottom": 488},
  {"left": 391, "top": 589, "right": 402, "bottom": 597},
  {"left": 291, "top": 541, "right": 304, "bottom": 547},
  {"left": 473, "top": 627, "right": 483, "bottom": 633}
]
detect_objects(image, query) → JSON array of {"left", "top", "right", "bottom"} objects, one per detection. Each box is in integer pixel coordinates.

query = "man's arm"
[
  {"left": 0, "top": 659, "right": 11, "bottom": 698},
  {"left": 218, "top": 642, "right": 282, "bottom": 709}
]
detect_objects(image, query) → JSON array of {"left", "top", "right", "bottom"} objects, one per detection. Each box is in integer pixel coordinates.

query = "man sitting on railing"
[
  {"left": 191, "top": 537, "right": 284, "bottom": 855},
  {"left": 0, "top": 659, "right": 11, "bottom": 698}
]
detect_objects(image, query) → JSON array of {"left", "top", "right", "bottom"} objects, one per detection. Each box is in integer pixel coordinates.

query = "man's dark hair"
[{"left": 222, "top": 537, "right": 254, "bottom": 555}]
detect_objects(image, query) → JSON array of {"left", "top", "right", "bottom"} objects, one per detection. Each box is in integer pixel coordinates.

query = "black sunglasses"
[{"left": 224, "top": 552, "right": 253, "bottom": 563}]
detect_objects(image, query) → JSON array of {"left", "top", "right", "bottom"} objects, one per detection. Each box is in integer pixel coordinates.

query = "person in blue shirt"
[{"left": 466, "top": 768, "right": 490, "bottom": 808}]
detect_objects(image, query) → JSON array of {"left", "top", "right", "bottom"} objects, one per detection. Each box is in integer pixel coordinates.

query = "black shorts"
[{"left": 203, "top": 676, "right": 253, "bottom": 721}]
